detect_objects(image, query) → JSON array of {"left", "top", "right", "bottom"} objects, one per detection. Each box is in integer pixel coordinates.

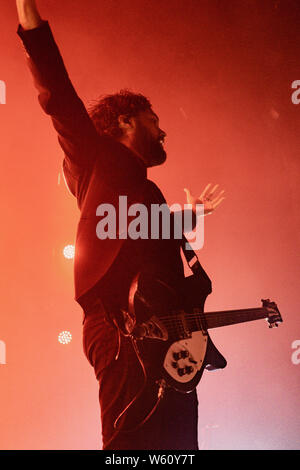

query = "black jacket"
[{"left": 17, "top": 20, "right": 185, "bottom": 310}]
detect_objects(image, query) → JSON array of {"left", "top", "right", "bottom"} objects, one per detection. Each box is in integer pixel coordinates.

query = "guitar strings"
[
  {"left": 159, "top": 308, "right": 265, "bottom": 324},
  {"left": 156, "top": 308, "right": 267, "bottom": 335},
  {"left": 160, "top": 314, "right": 266, "bottom": 330},
  {"left": 159, "top": 308, "right": 264, "bottom": 321}
]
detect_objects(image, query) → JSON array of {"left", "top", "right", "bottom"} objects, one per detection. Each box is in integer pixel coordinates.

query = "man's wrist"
[{"left": 19, "top": 19, "right": 43, "bottom": 30}]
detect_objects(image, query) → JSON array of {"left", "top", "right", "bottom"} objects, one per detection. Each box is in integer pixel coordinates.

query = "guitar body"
[
  {"left": 131, "top": 269, "right": 227, "bottom": 387},
  {"left": 163, "top": 330, "right": 209, "bottom": 391},
  {"left": 115, "top": 270, "right": 227, "bottom": 430},
  {"left": 115, "top": 268, "right": 282, "bottom": 430},
  {"left": 135, "top": 327, "right": 226, "bottom": 393}
]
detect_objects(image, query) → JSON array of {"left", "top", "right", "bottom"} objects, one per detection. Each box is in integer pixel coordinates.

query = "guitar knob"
[
  {"left": 181, "top": 350, "right": 189, "bottom": 358},
  {"left": 177, "top": 368, "right": 185, "bottom": 376},
  {"left": 173, "top": 352, "right": 181, "bottom": 361},
  {"left": 185, "top": 366, "right": 194, "bottom": 374},
  {"left": 171, "top": 361, "right": 178, "bottom": 369}
]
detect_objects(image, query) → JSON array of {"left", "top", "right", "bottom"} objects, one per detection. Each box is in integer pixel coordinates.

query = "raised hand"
[{"left": 184, "top": 183, "right": 225, "bottom": 216}]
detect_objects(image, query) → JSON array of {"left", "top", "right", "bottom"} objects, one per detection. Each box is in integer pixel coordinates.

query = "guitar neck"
[
  {"left": 186, "top": 308, "right": 268, "bottom": 333},
  {"left": 160, "top": 301, "right": 281, "bottom": 338},
  {"left": 200, "top": 308, "right": 267, "bottom": 330}
]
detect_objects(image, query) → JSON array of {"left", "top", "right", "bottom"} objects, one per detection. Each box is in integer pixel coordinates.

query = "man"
[{"left": 16, "top": 0, "right": 225, "bottom": 450}]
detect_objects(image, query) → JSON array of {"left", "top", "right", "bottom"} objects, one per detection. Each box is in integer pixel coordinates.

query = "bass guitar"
[{"left": 114, "top": 267, "right": 282, "bottom": 430}]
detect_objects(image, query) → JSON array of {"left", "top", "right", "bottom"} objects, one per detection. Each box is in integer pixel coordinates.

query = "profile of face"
[{"left": 119, "top": 109, "right": 167, "bottom": 167}]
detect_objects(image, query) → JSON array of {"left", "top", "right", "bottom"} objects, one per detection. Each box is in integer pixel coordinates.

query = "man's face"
[{"left": 132, "top": 110, "right": 167, "bottom": 167}]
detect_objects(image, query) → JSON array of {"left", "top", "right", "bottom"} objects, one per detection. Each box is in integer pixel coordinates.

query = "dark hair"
[{"left": 88, "top": 89, "right": 153, "bottom": 138}]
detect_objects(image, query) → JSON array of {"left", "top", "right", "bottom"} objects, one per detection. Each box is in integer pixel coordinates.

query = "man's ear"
[{"left": 118, "top": 115, "right": 136, "bottom": 134}]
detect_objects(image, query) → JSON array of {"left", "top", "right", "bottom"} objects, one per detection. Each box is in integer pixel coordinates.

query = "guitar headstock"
[{"left": 261, "top": 298, "right": 283, "bottom": 328}]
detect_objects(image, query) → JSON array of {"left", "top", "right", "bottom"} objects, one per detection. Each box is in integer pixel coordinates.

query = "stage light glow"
[
  {"left": 63, "top": 244, "right": 75, "bottom": 259},
  {"left": 58, "top": 331, "right": 72, "bottom": 345}
]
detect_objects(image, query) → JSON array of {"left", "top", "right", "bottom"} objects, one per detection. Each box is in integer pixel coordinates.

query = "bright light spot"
[
  {"left": 58, "top": 331, "right": 72, "bottom": 344},
  {"left": 63, "top": 245, "right": 75, "bottom": 259}
]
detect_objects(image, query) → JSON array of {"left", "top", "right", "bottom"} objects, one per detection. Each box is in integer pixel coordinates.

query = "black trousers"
[{"left": 82, "top": 300, "right": 199, "bottom": 450}]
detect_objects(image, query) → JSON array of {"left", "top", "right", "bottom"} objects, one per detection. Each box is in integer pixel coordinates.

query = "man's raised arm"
[{"left": 16, "top": 0, "right": 100, "bottom": 174}]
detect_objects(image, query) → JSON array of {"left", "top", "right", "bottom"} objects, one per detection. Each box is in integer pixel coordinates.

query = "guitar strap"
[
  {"left": 181, "top": 236, "right": 227, "bottom": 370},
  {"left": 180, "top": 235, "right": 212, "bottom": 296}
]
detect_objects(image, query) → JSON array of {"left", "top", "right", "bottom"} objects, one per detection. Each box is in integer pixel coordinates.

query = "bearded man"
[{"left": 16, "top": 0, "right": 225, "bottom": 450}]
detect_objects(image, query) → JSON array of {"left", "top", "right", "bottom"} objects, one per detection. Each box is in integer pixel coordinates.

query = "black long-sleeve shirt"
[{"left": 17, "top": 20, "right": 185, "bottom": 312}]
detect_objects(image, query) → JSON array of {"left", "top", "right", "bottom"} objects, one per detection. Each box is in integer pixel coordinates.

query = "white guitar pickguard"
[{"left": 163, "top": 331, "right": 208, "bottom": 383}]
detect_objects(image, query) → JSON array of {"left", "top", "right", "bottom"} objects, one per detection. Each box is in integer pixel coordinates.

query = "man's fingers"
[
  {"left": 199, "top": 183, "right": 224, "bottom": 200},
  {"left": 212, "top": 197, "right": 225, "bottom": 209},
  {"left": 199, "top": 183, "right": 212, "bottom": 200},
  {"left": 211, "top": 189, "right": 225, "bottom": 201},
  {"left": 208, "top": 184, "right": 219, "bottom": 197}
]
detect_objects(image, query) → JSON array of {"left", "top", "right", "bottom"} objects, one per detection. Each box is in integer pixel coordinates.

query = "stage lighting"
[
  {"left": 58, "top": 331, "right": 72, "bottom": 345},
  {"left": 63, "top": 244, "right": 75, "bottom": 259}
]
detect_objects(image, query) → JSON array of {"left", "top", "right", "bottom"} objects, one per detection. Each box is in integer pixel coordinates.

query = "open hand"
[{"left": 184, "top": 183, "right": 225, "bottom": 216}]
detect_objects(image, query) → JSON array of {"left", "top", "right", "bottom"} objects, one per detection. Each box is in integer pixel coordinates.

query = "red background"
[{"left": 0, "top": 0, "right": 299, "bottom": 449}]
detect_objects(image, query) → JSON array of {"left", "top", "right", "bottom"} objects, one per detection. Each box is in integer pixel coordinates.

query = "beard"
[
  {"left": 135, "top": 125, "right": 167, "bottom": 167},
  {"left": 146, "top": 138, "right": 167, "bottom": 167}
]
